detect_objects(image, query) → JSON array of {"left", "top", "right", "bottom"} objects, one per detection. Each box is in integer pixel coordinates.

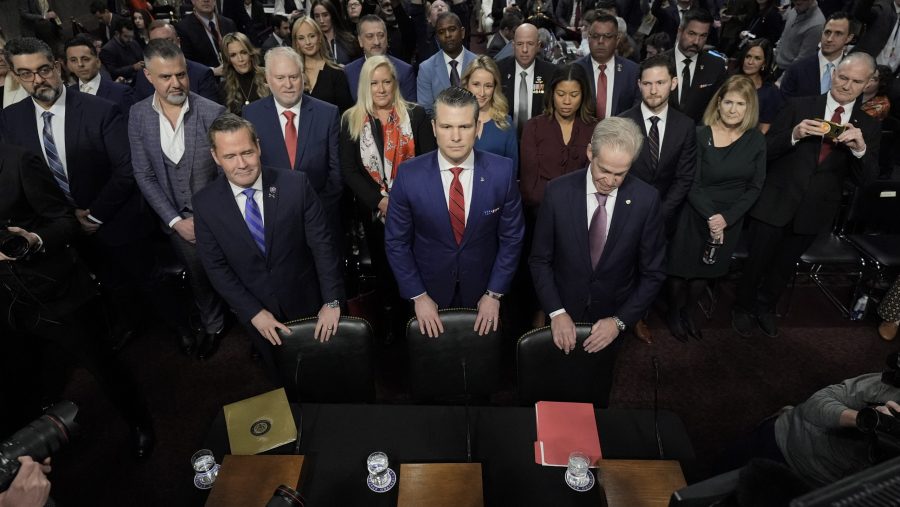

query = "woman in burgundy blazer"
[{"left": 520, "top": 64, "right": 598, "bottom": 209}]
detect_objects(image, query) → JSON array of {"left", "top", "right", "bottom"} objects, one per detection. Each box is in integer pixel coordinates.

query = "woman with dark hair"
[
  {"left": 219, "top": 32, "right": 270, "bottom": 115},
  {"left": 643, "top": 32, "right": 672, "bottom": 59},
  {"left": 862, "top": 65, "right": 892, "bottom": 121},
  {"left": 734, "top": 38, "right": 782, "bottom": 133},
  {"left": 311, "top": 0, "right": 360, "bottom": 64},
  {"left": 519, "top": 63, "right": 597, "bottom": 209},
  {"left": 666, "top": 75, "right": 766, "bottom": 341},
  {"left": 462, "top": 55, "right": 518, "bottom": 169},
  {"left": 292, "top": 16, "right": 354, "bottom": 113},
  {"left": 132, "top": 9, "right": 152, "bottom": 48},
  {"left": 741, "top": 0, "right": 784, "bottom": 48}
]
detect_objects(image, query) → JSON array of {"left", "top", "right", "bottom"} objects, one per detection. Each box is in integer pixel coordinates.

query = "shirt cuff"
[
  {"left": 791, "top": 135, "right": 799, "bottom": 146},
  {"left": 87, "top": 214, "right": 103, "bottom": 225},
  {"left": 549, "top": 309, "right": 566, "bottom": 318},
  {"left": 32, "top": 234, "right": 44, "bottom": 252},
  {"left": 168, "top": 216, "right": 183, "bottom": 228},
  {"left": 851, "top": 147, "right": 866, "bottom": 159},
  {"left": 411, "top": 292, "right": 427, "bottom": 300}
]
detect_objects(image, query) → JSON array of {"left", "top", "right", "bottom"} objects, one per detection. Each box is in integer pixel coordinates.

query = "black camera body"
[
  {"left": 0, "top": 230, "right": 32, "bottom": 260},
  {"left": 0, "top": 401, "right": 78, "bottom": 492},
  {"left": 265, "top": 485, "right": 306, "bottom": 507}
]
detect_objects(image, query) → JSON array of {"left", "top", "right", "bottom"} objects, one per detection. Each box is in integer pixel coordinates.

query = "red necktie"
[
  {"left": 818, "top": 106, "right": 844, "bottom": 164},
  {"left": 449, "top": 167, "right": 466, "bottom": 245},
  {"left": 596, "top": 64, "right": 607, "bottom": 120},
  {"left": 283, "top": 110, "right": 297, "bottom": 169}
]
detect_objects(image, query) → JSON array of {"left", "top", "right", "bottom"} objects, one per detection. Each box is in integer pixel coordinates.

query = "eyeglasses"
[
  {"left": 15, "top": 64, "right": 56, "bottom": 82},
  {"left": 588, "top": 32, "right": 617, "bottom": 41}
]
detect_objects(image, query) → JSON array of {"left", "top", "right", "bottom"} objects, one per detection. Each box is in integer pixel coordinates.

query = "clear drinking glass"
[
  {"left": 366, "top": 451, "right": 391, "bottom": 489},
  {"left": 191, "top": 449, "right": 220, "bottom": 490},
  {"left": 564, "top": 451, "right": 592, "bottom": 489}
]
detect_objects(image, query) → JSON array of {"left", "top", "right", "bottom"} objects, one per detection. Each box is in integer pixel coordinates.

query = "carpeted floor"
[{"left": 37, "top": 279, "right": 895, "bottom": 506}]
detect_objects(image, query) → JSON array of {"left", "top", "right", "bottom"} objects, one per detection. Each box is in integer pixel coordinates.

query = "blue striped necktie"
[
  {"left": 242, "top": 188, "right": 266, "bottom": 255},
  {"left": 41, "top": 111, "right": 74, "bottom": 204}
]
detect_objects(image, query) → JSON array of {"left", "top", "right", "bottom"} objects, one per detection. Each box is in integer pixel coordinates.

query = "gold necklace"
[{"left": 237, "top": 75, "right": 255, "bottom": 105}]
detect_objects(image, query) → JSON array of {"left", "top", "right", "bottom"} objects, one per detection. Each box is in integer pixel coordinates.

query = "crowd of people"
[{"left": 3, "top": 0, "right": 900, "bottom": 496}]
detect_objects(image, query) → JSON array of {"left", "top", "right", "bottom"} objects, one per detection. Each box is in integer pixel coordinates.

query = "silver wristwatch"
[
  {"left": 326, "top": 299, "right": 341, "bottom": 309},
  {"left": 611, "top": 316, "right": 626, "bottom": 332}
]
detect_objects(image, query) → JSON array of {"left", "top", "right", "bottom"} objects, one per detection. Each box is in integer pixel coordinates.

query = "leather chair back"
[
  {"left": 517, "top": 325, "right": 617, "bottom": 407},
  {"left": 406, "top": 309, "right": 501, "bottom": 401},
  {"left": 276, "top": 317, "right": 375, "bottom": 403}
]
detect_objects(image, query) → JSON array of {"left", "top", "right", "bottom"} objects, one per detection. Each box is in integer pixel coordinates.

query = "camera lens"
[
  {"left": 0, "top": 235, "right": 30, "bottom": 259},
  {"left": 265, "top": 485, "right": 306, "bottom": 507},
  {"left": 0, "top": 401, "right": 78, "bottom": 492}
]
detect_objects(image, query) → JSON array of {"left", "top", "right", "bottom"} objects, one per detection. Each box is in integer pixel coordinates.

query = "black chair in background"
[
  {"left": 517, "top": 325, "right": 616, "bottom": 407},
  {"left": 406, "top": 309, "right": 502, "bottom": 402},
  {"left": 845, "top": 180, "right": 900, "bottom": 283},
  {"left": 275, "top": 317, "right": 376, "bottom": 403}
]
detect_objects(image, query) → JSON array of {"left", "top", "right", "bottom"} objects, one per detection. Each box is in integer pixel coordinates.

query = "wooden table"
[
  {"left": 397, "top": 463, "right": 484, "bottom": 507},
  {"left": 205, "top": 455, "right": 304, "bottom": 507},
  {"left": 598, "top": 460, "right": 686, "bottom": 507}
]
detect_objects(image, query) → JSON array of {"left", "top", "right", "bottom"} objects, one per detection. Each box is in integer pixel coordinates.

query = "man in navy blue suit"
[
  {"left": 132, "top": 22, "right": 220, "bottom": 103},
  {"left": 575, "top": 11, "right": 639, "bottom": 120},
  {"left": 529, "top": 117, "right": 666, "bottom": 404},
  {"left": 344, "top": 15, "right": 416, "bottom": 102},
  {"left": 780, "top": 12, "right": 852, "bottom": 99},
  {"left": 384, "top": 87, "right": 525, "bottom": 337},
  {"left": 64, "top": 34, "right": 134, "bottom": 113},
  {"left": 0, "top": 37, "right": 191, "bottom": 356},
  {"left": 194, "top": 114, "right": 345, "bottom": 375},
  {"left": 243, "top": 47, "right": 343, "bottom": 235}
]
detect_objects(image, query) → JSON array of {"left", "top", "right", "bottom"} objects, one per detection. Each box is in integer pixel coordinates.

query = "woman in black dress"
[
  {"left": 734, "top": 38, "right": 782, "bottom": 134},
  {"left": 292, "top": 15, "right": 354, "bottom": 114},
  {"left": 219, "top": 32, "right": 270, "bottom": 115},
  {"left": 666, "top": 75, "right": 766, "bottom": 341}
]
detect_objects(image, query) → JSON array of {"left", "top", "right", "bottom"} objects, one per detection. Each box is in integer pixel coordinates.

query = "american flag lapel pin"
[
  {"left": 480, "top": 176, "right": 485, "bottom": 182},
  {"left": 616, "top": 63, "right": 622, "bottom": 72}
]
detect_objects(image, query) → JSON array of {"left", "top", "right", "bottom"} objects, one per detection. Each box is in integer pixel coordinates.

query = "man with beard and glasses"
[
  {"left": 664, "top": 9, "right": 727, "bottom": 123},
  {"left": 129, "top": 39, "right": 229, "bottom": 360}
]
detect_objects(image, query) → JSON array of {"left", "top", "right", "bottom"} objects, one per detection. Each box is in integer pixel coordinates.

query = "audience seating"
[
  {"left": 406, "top": 309, "right": 501, "bottom": 402},
  {"left": 846, "top": 180, "right": 900, "bottom": 278},
  {"left": 517, "top": 324, "right": 617, "bottom": 407},
  {"left": 275, "top": 316, "right": 376, "bottom": 403}
]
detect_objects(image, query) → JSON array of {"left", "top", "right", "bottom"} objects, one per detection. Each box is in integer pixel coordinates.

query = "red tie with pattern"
[
  {"left": 818, "top": 106, "right": 844, "bottom": 164},
  {"left": 283, "top": 110, "right": 298, "bottom": 169},
  {"left": 596, "top": 64, "right": 608, "bottom": 120},
  {"left": 449, "top": 167, "right": 466, "bottom": 245}
]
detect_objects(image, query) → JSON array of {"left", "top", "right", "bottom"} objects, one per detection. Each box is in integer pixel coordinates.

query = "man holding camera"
[
  {"left": 732, "top": 53, "right": 880, "bottom": 339},
  {"left": 0, "top": 457, "right": 51, "bottom": 507}
]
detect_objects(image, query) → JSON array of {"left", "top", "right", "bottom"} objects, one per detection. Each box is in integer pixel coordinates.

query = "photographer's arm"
[
  {"left": 797, "top": 374, "right": 894, "bottom": 429},
  {"left": 0, "top": 457, "right": 51, "bottom": 507},
  {"left": 19, "top": 152, "right": 79, "bottom": 253}
]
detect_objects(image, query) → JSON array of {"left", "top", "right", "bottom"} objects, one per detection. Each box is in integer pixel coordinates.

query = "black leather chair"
[
  {"left": 406, "top": 308, "right": 501, "bottom": 402},
  {"left": 275, "top": 316, "right": 375, "bottom": 403},
  {"left": 845, "top": 180, "right": 900, "bottom": 276},
  {"left": 787, "top": 232, "right": 865, "bottom": 318},
  {"left": 517, "top": 325, "right": 617, "bottom": 408}
]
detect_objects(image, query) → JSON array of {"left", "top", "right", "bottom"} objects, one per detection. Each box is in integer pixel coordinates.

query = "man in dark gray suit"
[{"left": 129, "top": 39, "right": 228, "bottom": 359}]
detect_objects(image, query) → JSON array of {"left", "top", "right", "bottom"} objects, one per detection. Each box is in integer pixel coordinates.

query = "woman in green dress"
[{"left": 666, "top": 75, "right": 766, "bottom": 341}]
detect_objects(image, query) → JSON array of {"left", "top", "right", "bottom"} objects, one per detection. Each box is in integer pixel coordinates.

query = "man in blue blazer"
[
  {"left": 781, "top": 13, "right": 852, "bottom": 99},
  {"left": 385, "top": 87, "right": 525, "bottom": 337},
  {"left": 243, "top": 47, "right": 343, "bottom": 235},
  {"left": 132, "top": 22, "right": 219, "bottom": 103},
  {"left": 344, "top": 15, "right": 416, "bottom": 102},
  {"left": 130, "top": 39, "right": 228, "bottom": 358},
  {"left": 64, "top": 34, "right": 135, "bottom": 114},
  {"left": 0, "top": 37, "right": 189, "bottom": 356},
  {"left": 529, "top": 117, "right": 666, "bottom": 406},
  {"left": 194, "top": 114, "right": 345, "bottom": 376},
  {"left": 416, "top": 12, "right": 477, "bottom": 117},
  {"left": 575, "top": 12, "right": 639, "bottom": 119}
]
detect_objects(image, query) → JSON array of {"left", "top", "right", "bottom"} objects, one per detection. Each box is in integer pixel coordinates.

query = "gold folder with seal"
[{"left": 223, "top": 388, "right": 297, "bottom": 455}]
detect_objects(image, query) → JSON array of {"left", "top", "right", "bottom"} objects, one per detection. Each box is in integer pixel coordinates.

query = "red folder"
[{"left": 533, "top": 401, "right": 602, "bottom": 467}]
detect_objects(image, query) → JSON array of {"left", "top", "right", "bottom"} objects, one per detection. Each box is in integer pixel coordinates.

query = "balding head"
[
  {"left": 830, "top": 52, "right": 876, "bottom": 105},
  {"left": 149, "top": 22, "right": 180, "bottom": 46},
  {"left": 514, "top": 23, "right": 540, "bottom": 69}
]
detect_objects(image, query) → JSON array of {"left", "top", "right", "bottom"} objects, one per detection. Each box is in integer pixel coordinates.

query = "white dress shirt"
[
  {"left": 817, "top": 50, "right": 842, "bottom": 84},
  {"left": 437, "top": 149, "right": 475, "bottom": 220},
  {"left": 549, "top": 167, "right": 619, "bottom": 318},
  {"left": 790, "top": 92, "right": 865, "bottom": 158},
  {"left": 152, "top": 94, "right": 191, "bottom": 227},
  {"left": 229, "top": 174, "right": 266, "bottom": 222},
  {"left": 78, "top": 73, "right": 102, "bottom": 95},
  {"left": 641, "top": 102, "right": 668, "bottom": 152},
  {"left": 877, "top": 3, "right": 900, "bottom": 71},
  {"left": 34, "top": 87, "right": 68, "bottom": 177},
  {"left": 591, "top": 57, "right": 615, "bottom": 118},
  {"left": 514, "top": 62, "right": 534, "bottom": 123},
  {"left": 274, "top": 99, "right": 302, "bottom": 140},
  {"left": 442, "top": 51, "right": 463, "bottom": 82},
  {"left": 674, "top": 46, "right": 698, "bottom": 99}
]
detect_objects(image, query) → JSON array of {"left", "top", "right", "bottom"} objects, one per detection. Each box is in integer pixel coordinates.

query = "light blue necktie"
[
  {"left": 820, "top": 62, "right": 834, "bottom": 94},
  {"left": 41, "top": 111, "right": 74, "bottom": 204},
  {"left": 242, "top": 188, "right": 266, "bottom": 255}
]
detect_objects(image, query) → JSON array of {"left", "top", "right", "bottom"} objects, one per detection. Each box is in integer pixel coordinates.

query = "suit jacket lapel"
[
  {"left": 262, "top": 168, "right": 278, "bottom": 261},
  {"left": 570, "top": 169, "right": 592, "bottom": 273},
  {"left": 64, "top": 92, "right": 81, "bottom": 170},
  {"left": 597, "top": 177, "right": 632, "bottom": 268},
  {"left": 460, "top": 152, "right": 486, "bottom": 248},
  {"left": 262, "top": 97, "right": 291, "bottom": 169},
  {"left": 296, "top": 99, "right": 313, "bottom": 169},
  {"left": 611, "top": 57, "right": 624, "bottom": 113},
  {"left": 183, "top": 96, "right": 198, "bottom": 178}
]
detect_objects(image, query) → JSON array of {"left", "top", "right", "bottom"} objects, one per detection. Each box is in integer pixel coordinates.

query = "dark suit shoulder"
[
  {"left": 477, "top": 149, "right": 515, "bottom": 174},
  {"left": 667, "top": 106, "right": 693, "bottom": 126},
  {"left": 617, "top": 104, "right": 643, "bottom": 121},
  {"left": 190, "top": 92, "right": 227, "bottom": 117},
  {"left": 621, "top": 172, "right": 660, "bottom": 200},
  {"left": 192, "top": 173, "right": 230, "bottom": 206},
  {"left": 303, "top": 94, "right": 339, "bottom": 115}
]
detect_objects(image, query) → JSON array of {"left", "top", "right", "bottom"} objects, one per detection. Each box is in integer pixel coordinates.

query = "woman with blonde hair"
[
  {"left": 219, "top": 32, "right": 270, "bottom": 115},
  {"left": 461, "top": 55, "right": 518, "bottom": 169},
  {"left": 665, "top": 75, "right": 766, "bottom": 341},
  {"left": 340, "top": 55, "right": 435, "bottom": 339},
  {"left": 292, "top": 15, "right": 353, "bottom": 113}
]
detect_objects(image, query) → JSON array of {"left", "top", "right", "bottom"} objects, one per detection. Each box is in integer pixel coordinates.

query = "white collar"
[
  {"left": 674, "top": 45, "right": 694, "bottom": 63},
  {"left": 641, "top": 102, "right": 668, "bottom": 123},
  {"left": 274, "top": 96, "right": 302, "bottom": 118},
  {"left": 818, "top": 50, "right": 842, "bottom": 67},
  {"left": 80, "top": 72, "right": 103, "bottom": 92},
  {"left": 515, "top": 61, "right": 535, "bottom": 75},
  {"left": 442, "top": 50, "right": 463, "bottom": 68},
  {"left": 151, "top": 93, "right": 191, "bottom": 116},
  {"left": 437, "top": 148, "right": 475, "bottom": 171},
  {"left": 591, "top": 55, "right": 614, "bottom": 68},
  {"left": 826, "top": 92, "right": 855, "bottom": 117},
  {"left": 229, "top": 173, "right": 264, "bottom": 197}
]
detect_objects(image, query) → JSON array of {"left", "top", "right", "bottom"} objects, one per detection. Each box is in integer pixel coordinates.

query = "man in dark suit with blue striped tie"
[{"left": 193, "top": 114, "right": 345, "bottom": 377}]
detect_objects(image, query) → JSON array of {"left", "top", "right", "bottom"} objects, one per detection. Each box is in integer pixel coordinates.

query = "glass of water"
[
  {"left": 366, "top": 451, "right": 391, "bottom": 489},
  {"left": 191, "top": 449, "right": 220, "bottom": 490},
  {"left": 564, "top": 451, "right": 593, "bottom": 490}
]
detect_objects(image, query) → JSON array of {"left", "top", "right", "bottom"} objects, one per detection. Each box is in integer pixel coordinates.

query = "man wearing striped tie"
[
  {"left": 193, "top": 114, "right": 345, "bottom": 378},
  {"left": 384, "top": 87, "right": 525, "bottom": 338}
]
